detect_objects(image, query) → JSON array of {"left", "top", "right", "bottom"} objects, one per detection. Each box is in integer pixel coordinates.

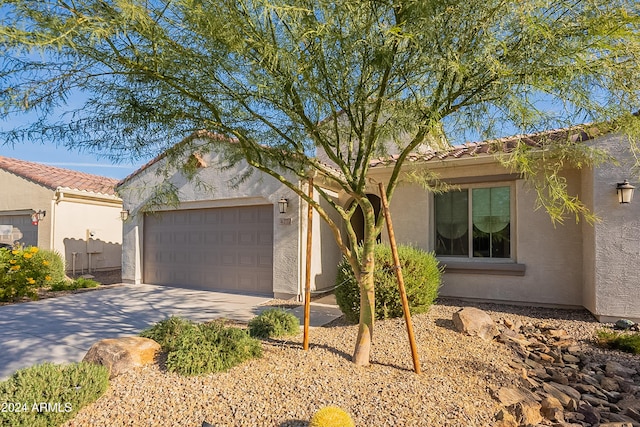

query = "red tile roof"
[
  {"left": 368, "top": 123, "right": 604, "bottom": 168},
  {"left": 117, "top": 123, "right": 606, "bottom": 185},
  {"left": 0, "top": 156, "right": 119, "bottom": 196}
]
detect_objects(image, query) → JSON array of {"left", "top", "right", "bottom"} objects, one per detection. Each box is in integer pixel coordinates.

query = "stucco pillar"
[{"left": 586, "top": 134, "right": 640, "bottom": 322}]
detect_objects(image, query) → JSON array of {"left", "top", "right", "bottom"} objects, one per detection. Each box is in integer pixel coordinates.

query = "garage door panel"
[
  {"left": 0, "top": 214, "right": 38, "bottom": 247},
  {"left": 144, "top": 205, "right": 273, "bottom": 294}
]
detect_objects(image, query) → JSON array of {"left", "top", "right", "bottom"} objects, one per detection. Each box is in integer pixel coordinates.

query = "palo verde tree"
[{"left": 1, "top": 0, "right": 640, "bottom": 366}]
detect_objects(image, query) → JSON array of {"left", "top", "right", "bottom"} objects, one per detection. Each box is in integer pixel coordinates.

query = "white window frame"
[{"left": 431, "top": 181, "right": 517, "bottom": 263}]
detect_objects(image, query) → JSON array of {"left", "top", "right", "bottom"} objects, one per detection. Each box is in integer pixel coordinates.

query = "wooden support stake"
[
  {"left": 378, "top": 182, "right": 421, "bottom": 374},
  {"left": 303, "top": 177, "right": 314, "bottom": 350}
]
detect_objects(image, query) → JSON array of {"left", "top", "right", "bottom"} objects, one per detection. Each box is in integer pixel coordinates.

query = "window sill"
[{"left": 438, "top": 260, "right": 526, "bottom": 276}]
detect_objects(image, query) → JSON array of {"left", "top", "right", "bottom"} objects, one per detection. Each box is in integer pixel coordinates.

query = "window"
[{"left": 434, "top": 186, "right": 511, "bottom": 259}]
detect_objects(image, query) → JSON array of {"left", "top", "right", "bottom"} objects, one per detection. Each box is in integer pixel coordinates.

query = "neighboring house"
[
  {"left": 117, "top": 126, "right": 640, "bottom": 322},
  {"left": 0, "top": 156, "right": 123, "bottom": 273}
]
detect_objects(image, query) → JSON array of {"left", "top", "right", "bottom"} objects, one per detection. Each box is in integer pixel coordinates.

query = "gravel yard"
[{"left": 60, "top": 298, "right": 639, "bottom": 427}]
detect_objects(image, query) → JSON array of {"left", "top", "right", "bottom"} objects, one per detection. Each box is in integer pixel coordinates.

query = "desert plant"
[
  {"left": 0, "top": 246, "right": 65, "bottom": 301},
  {"left": 0, "top": 362, "right": 109, "bottom": 427},
  {"left": 140, "top": 317, "right": 262, "bottom": 376},
  {"left": 596, "top": 329, "right": 640, "bottom": 354},
  {"left": 309, "top": 406, "right": 356, "bottom": 427},
  {"left": 140, "top": 316, "right": 195, "bottom": 352},
  {"left": 248, "top": 308, "right": 300, "bottom": 338},
  {"left": 335, "top": 244, "right": 443, "bottom": 323}
]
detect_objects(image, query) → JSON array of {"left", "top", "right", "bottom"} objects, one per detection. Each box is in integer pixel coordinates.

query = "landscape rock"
[
  {"left": 595, "top": 422, "right": 634, "bottom": 427},
  {"left": 495, "top": 387, "right": 540, "bottom": 406},
  {"left": 83, "top": 336, "right": 161, "bottom": 378},
  {"left": 494, "top": 408, "right": 519, "bottom": 427},
  {"left": 578, "top": 404, "right": 602, "bottom": 425},
  {"left": 541, "top": 396, "right": 565, "bottom": 422},
  {"left": 615, "top": 319, "right": 636, "bottom": 330},
  {"left": 452, "top": 307, "right": 498, "bottom": 340},
  {"left": 510, "top": 400, "right": 543, "bottom": 425},
  {"left": 605, "top": 362, "right": 637, "bottom": 379},
  {"left": 492, "top": 317, "right": 640, "bottom": 427}
]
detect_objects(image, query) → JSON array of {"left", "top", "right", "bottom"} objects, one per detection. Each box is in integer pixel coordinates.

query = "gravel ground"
[{"left": 60, "top": 298, "right": 638, "bottom": 427}]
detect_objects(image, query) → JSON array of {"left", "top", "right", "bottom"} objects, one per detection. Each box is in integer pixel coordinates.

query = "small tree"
[{"left": 1, "top": 0, "right": 639, "bottom": 365}]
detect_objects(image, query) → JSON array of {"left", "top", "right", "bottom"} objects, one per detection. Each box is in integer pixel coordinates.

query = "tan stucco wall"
[
  {"left": 118, "top": 149, "right": 301, "bottom": 297},
  {"left": 366, "top": 158, "right": 585, "bottom": 307},
  {"left": 0, "top": 171, "right": 122, "bottom": 271},
  {"left": 585, "top": 133, "right": 640, "bottom": 322},
  {"left": 0, "top": 170, "right": 54, "bottom": 248},
  {"left": 52, "top": 195, "right": 122, "bottom": 272},
  {"left": 305, "top": 191, "right": 342, "bottom": 293}
]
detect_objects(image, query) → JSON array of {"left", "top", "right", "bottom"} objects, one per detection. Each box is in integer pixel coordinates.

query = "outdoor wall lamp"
[
  {"left": 278, "top": 197, "right": 289, "bottom": 214},
  {"left": 120, "top": 209, "right": 130, "bottom": 221},
  {"left": 31, "top": 210, "right": 46, "bottom": 225},
  {"left": 616, "top": 180, "right": 636, "bottom": 204}
]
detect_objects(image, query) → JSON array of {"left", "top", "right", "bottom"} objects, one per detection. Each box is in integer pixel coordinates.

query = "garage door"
[
  {"left": 0, "top": 214, "right": 38, "bottom": 247},
  {"left": 143, "top": 206, "right": 274, "bottom": 294}
]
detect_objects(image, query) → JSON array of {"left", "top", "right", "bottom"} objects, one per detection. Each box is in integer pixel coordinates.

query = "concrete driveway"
[
  {"left": 0, "top": 284, "right": 273, "bottom": 381},
  {"left": 0, "top": 283, "right": 343, "bottom": 381}
]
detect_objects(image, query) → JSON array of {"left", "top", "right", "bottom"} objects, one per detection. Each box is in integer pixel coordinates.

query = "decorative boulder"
[
  {"left": 452, "top": 307, "right": 498, "bottom": 341},
  {"left": 615, "top": 319, "right": 636, "bottom": 330},
  {"left": 83, "top": 336, "right": 161, "bottom": 378}
]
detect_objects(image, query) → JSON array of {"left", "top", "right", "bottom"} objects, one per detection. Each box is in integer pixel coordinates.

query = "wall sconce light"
[
  {"left": 31, "top": 210, "right": 46, "bottom": 225},
  {"left": 278, "top": 197, "right": 289, "bottom": 214},
  {"left": 616, "top": 180, "right": 635, "bottom": 204},
  {"left": 120, "top": 209, "right": 130, "bottom": 221}
]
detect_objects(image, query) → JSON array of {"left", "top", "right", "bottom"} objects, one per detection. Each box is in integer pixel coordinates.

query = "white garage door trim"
[{"left": 143, "top": 205, "right": 274, "bottom": 295}]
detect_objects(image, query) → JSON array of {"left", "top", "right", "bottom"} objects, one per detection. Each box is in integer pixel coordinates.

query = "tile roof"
[
  {"left": 368, "top": 123, "right": 604, "bottom": 168},
  {"left": 117, "top": 123, "right": 607, "bottom": 186},
  {"left": 0, "top": 156, "right": 119, "bottom": 196}
]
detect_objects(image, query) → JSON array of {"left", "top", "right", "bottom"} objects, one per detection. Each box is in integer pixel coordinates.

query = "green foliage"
[
  {"left": 596, "top": 329, "right": 640, "bottom": 354},
  {"left": 309, "top": 406, "right": 355, "bottom": 427},
  {"left": 50, "top": 277, "right": 100, "bottom": 292},
  {"left": 0, "top": 362, "right": 109, "bottom": 427},
  {"left": 248, "top": 308, "right": 300, "bottom": 338},
  {"left": 335, "top": 245, "right": 442, "bottom": 323},
  {"left": 0, "top": 247, "right": 65, "bottom": 301},
  {"left": 3, "top": 0, "right": 640, "bottom": 365},
  {"left": 140, "top": 316, "right": 262, "bottom": 376}
]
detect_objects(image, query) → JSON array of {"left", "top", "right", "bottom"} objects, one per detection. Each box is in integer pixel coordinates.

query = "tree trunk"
[
  {"left": 353, "top": 266, "right": 375, "bottom": 365},
  {"left": 352, "top": 214, "right": 377, "bottom": 366}
]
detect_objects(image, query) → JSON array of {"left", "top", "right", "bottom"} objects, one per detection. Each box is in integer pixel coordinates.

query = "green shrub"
[
  {"left": 596, "top": 329, "right": 640, "bottom": 354},
  {"left": 37, "top": 250, "right": 66, "bottom": 287},
  {"left": 248, "top": 308, "right": 300, "bottom": 338},
  {"left": 139, "top": 316, "right": 195, "bottom": 352},
  {"left": 0, "top": 246, "right": 65, "bottom": 301},
  {"left": 335, "top": 244, "right": 443, "bottom": 323},
  {"left": 140, "top": 317, "right": 262, "bottom": 376},
  {"left": 50, "top": 277, "right": 100, "bottom": 292},
  {"left": 0, "top": 362, "right": 109, "bottom": 427}
]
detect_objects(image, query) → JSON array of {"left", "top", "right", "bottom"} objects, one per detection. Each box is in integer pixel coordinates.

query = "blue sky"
[{"left": 1, "top": 109, "right": 148, "bottom": 180}]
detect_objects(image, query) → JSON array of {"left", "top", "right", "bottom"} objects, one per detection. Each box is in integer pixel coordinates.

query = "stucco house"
[
  {"left": 117, "top": 126, "right": 640, "bottom": 322},
  {"left": 0, "top": 156, "right": 123, "bottom": 273}
]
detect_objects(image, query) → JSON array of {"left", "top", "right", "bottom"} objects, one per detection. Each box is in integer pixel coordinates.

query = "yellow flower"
[
  {"left": 30, "top": 247, "right": 39, "bottom": 253},
  {"left": 45, "top": 275, "right": 52, "bottom": 281},
  {"left": 23, "top": 253, "right": 33, "bottom": 259},
  {"left": 27, "top": 278, "right": 35, "bottom": 285},
  {"left": 42, "top": 260, "right": 50, "bottom": 266},
  {"left": 9, "top": 260, "right": 16, "bottom": 264},
  {"left": 11, "top": 250, "right": 18, "bottom": 255},
  {"left": 10, "top": 265, "right": 20, "bottom": 271}
]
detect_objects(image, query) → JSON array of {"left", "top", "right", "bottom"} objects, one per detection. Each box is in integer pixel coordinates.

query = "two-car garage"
[{"left": 142, "top": 205, "right": 274, "bottom": 295}]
